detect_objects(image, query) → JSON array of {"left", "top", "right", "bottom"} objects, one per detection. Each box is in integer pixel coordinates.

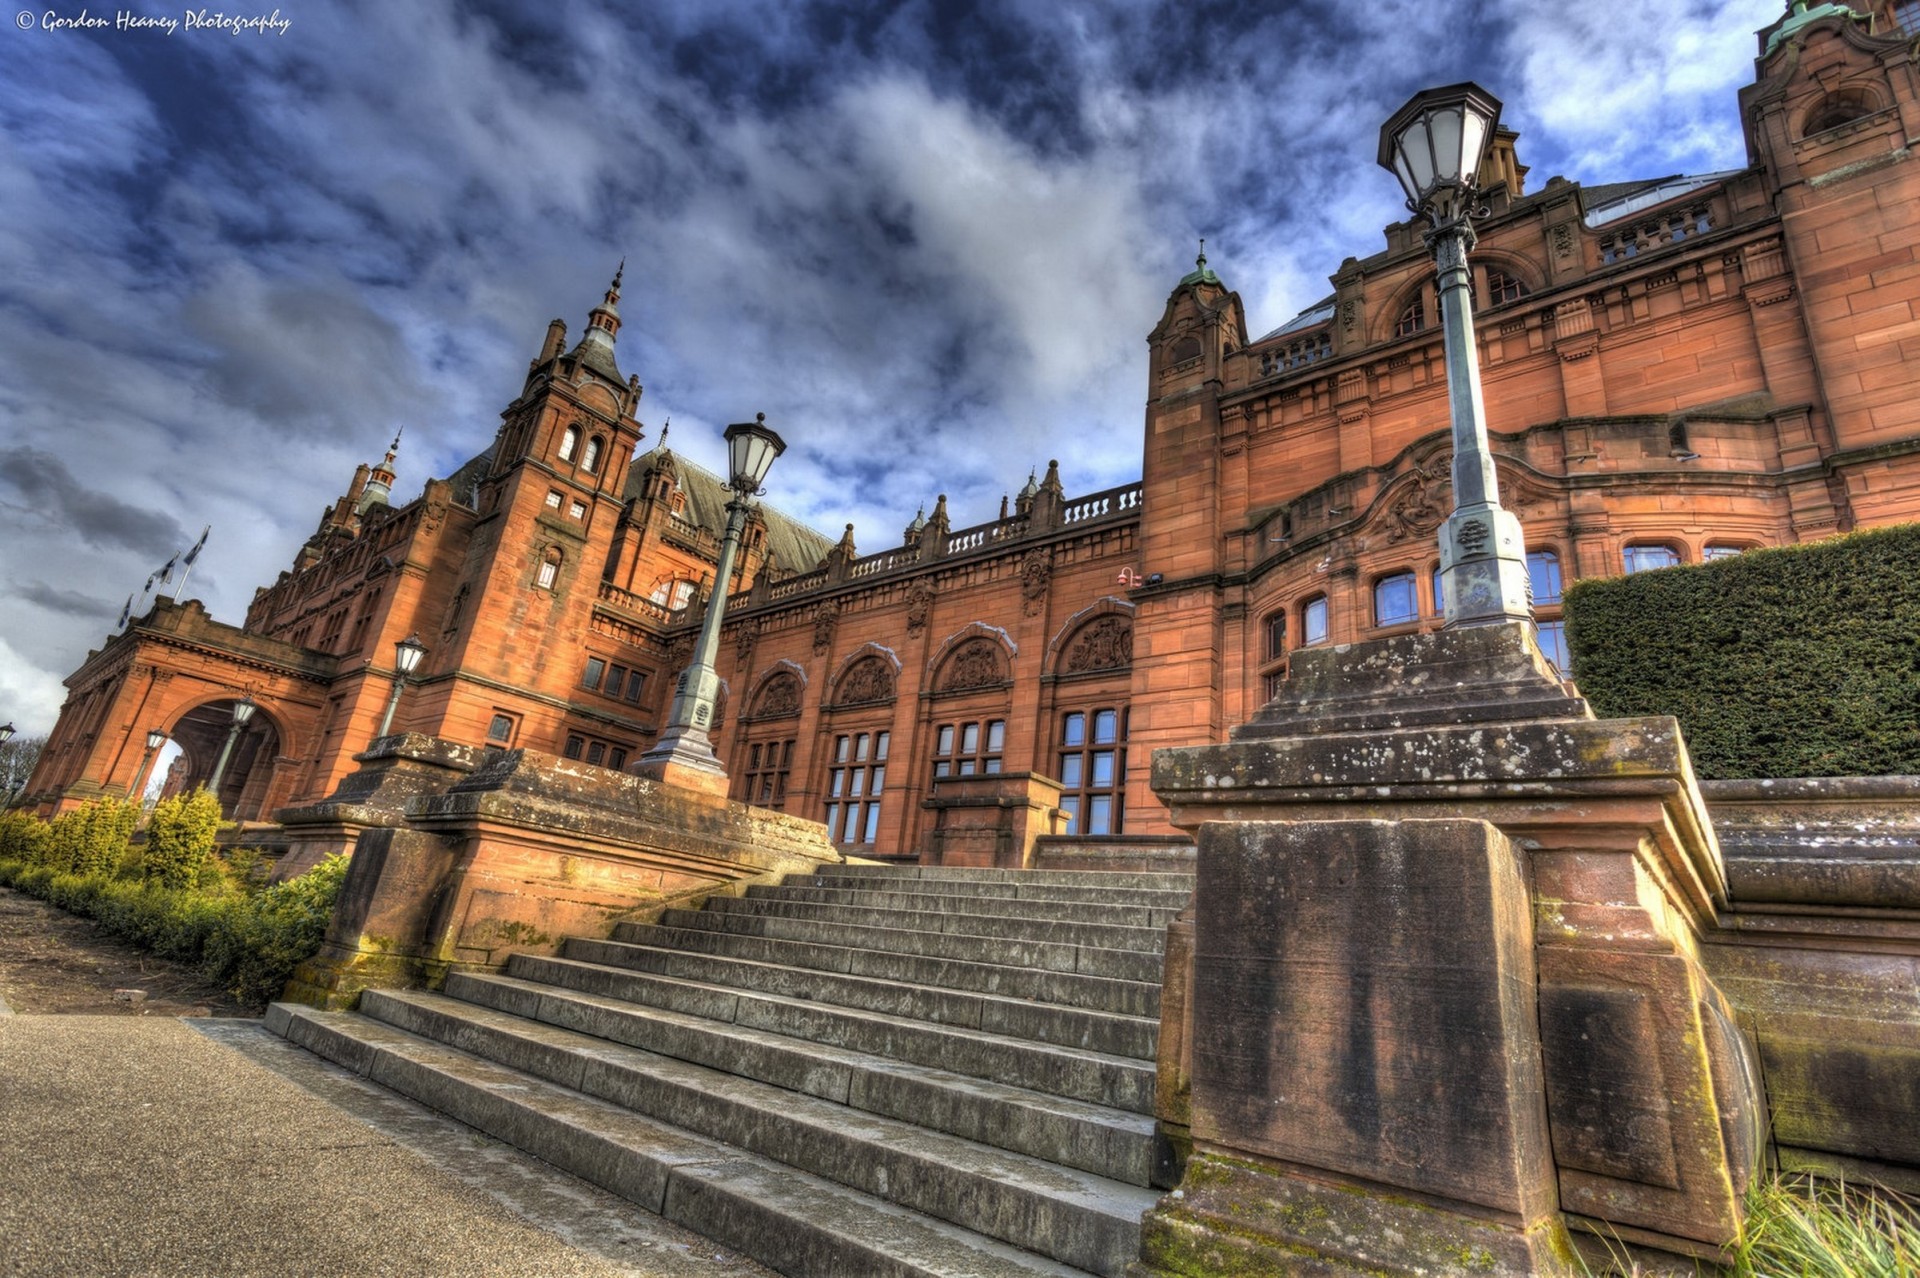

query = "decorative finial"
[
  {"left": 612, "top": 258, "right": 624, "bottom": 290},
  {"left": 658, "top": 417, "right": 669, "bottom": 448},
  {"left": 756, "top": 411, "right": 766, "bottom": 423},
  {"left": 1197, "top": 237, "right": 1207, "bottom": 270}
]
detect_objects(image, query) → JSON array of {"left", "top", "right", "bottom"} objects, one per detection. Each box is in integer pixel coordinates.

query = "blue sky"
[{"left": 0, "top": 0, "right": 1787, "bottom": 733}]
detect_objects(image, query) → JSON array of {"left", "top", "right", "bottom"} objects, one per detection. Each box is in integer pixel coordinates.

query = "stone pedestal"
[
  {"left": 920, "top": 771, "right": 1064, "bottom": 868},
  {"left": 285, "top": 743, "right": 844, "bottom": 1008},
  {"left": 1143, "top": 623, "right": 1760, "bottom": 1267},
  {"left": 269, "top": 734, "right": 482, "bottom": 881}
]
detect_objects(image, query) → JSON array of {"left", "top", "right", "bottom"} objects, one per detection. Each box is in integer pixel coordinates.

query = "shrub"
[
  {"left": 203, "top": 855, "right": 349, "bottom": 1006},
  {"left": 42, "top": 798, "right": 139, "bottom": 877},
  {"left": 142, "top": 789, "right": 223, "bottom": 892},
  {"left": 1564, "top": 524, "right": 1920, "bottom": 779},
  {"left": 0, "top": 811, "right": 49, "bottom": 865}
]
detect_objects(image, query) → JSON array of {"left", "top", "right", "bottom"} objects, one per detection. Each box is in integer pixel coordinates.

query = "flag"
[
  {"left": 181, "top": 525, "right": 210, "bottom": 566},
  {"left": 155, "top": 553, "right": 178, "bottom": 585},
  {"left": 116, "top": 595, "right": 132, "bottom": 628}
]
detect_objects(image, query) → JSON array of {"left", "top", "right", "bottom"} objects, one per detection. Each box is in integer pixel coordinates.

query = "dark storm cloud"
[
  {"left": 0, "top": 449, "right": 186, "bottom": 554},
  {"left": 10, "top": 581, "right": 110, "bottom": 619}
]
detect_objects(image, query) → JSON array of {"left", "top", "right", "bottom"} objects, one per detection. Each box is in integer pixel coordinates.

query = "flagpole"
[{"left": 173, "top": 526, "right": 210, "bottom": 599}]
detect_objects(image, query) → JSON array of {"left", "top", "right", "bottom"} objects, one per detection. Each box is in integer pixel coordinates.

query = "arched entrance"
[{"left": 166, "top": 699, "right": 283, "bottom": 820}]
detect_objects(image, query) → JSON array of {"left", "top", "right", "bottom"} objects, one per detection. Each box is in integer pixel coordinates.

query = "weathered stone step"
[
  {"left": 562, "top": 937, "right": 1160, "bottom": 1060},
  {"left": 451, "top": 971, "right": 1160, "bottom": 1185},
  {"left": 354, "top": 989, "right": 1156, "bottom": 1275},
  {"left": 613, "top": 919, "right": 1161, "bottom": 1019},
  {"left": 267, "top": 1003, "right": 1101, "bottom": 1278},
  {"left": 505, "top": 953, "right": 1158, "bottom": 1113},
  {"left": 814, "top": 865, "right": 1196, "bottom": 893},
  {"left": 801, "top": 871, "right": 1193, "bottom": 910},
  {"left": 752, "top": 883, "right": 1182, "bottom": 931},
  {"left": 706, "top": 894, "right": 1168, "bottom": 962}
]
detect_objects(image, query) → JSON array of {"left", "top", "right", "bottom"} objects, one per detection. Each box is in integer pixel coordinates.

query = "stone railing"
[
  {"left": 849, "top": 546, "right": 922, "bottom": 578},
  {"left": 596, "top": 582, "right": 675, "bottom": 624},
  {"left": 1062, "top": 482, "right": 1142, "bottom": 525}
]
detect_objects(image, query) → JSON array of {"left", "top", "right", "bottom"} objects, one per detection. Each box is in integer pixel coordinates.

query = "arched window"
[
  {"left": 1623, "top": 544, "right": 1681, "bottom": 574},
  {"left": 1485, "top": 268, "right": 1530, "bottom": 306},
  {"left": 1395, "top": 293, "right": 1427, "bottom": 337},
  {"left": 1702, "top": 543, "right": 1749, "bottom": 561},
  {"left": 559, "top": 426, "right": 579, "bottom": 462},
  {"left": 535, "top": 547, "right": 562, "bottom": 590},
  {"left": 582, "top": 435, "right": 604, "bottom": 474},
  {"left": 1263, "top": 610, "right": 1287, "bottom": 661},
  {"left": 1374, "top": 572, "right": 1418, "bottom": 626},
  {"left": 1168, "top": 334, "right": 1203, "bottom": 364},
  {"left": 1302, "top": 595, "right": 1330, "bottom": 645}
]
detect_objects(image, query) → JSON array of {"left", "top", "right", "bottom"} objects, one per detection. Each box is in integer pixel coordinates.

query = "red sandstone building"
[{"left": 23, "top": 3, "right": 1920, "bottom": 858}]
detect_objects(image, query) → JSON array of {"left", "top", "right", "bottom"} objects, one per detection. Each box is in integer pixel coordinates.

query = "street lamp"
[
  {"left": 131, "top": 727, "right": 167, "bottom": 799},
  {"left": 0, "top": 721, "right": 15, "bottom": 808},
  {"left": 206, "top": 698, "right": 256, "bottom": 801},
  {"left": 637, "top": 413, "right": 785, "bottom": 789},
  {"left": 1380, "top": 83, "right": 1532, "bottom": 628},
  {"left": 375, "top": 633, "right": 429, "bottom": 741}
]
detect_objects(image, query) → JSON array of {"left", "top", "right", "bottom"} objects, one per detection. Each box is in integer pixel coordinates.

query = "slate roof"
[{"left": 629, "top": 445, "right": 836, "bottom": 573}]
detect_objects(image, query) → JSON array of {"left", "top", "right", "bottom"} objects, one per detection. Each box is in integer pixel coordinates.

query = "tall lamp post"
[
  {"left": 375, "top": 633, "right": 429, "bottom": 741},
  {"left": 1379, "top": 83, "right": 1533, "bottom": 629},
  {"left": 637, "top": 413, "right": 785, "bottom": 792},
  {"left": 132, "top": 727, "right": 167, "bottom": 800},
  {"left": 206, "top": 698, "right": 256, "bottom": 802}
]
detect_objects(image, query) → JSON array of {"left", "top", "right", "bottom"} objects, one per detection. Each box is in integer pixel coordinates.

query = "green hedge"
[{"left": 1564, "top": 524, "right": 1920, "bottom": 779}]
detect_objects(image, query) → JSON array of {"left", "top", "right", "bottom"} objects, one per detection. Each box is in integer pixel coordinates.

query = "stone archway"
[{"left": 166, "top": 699, "right": 283, "bottom": 821}]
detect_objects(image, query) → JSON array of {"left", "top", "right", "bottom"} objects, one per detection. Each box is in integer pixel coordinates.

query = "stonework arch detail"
[
  {"left": 1046, "top": 598, "right": 1137, "bottom": 677},
  {"left": 926, "top": 623, "right": 1017, "bottom": 692},
  {"left": 829, "top": 646, "right": 899, "bottom": 708}
]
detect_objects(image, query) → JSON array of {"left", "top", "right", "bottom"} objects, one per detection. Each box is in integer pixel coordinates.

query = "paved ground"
[{"left": 0, "top": 888, "right": 776, "bottom": 1278}]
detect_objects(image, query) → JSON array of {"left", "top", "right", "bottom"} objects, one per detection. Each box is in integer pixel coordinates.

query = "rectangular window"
[
  {"left": 824, "top": 732, "right": 885, "bottom": 846},
  {"left": 624, "top": 673, "right": 646, "bottom": 703},
  {"left": 582, "top": 658, "right": 606, "bottom": 690},
  {"left": 564, "top": 735, "right": 585, "bottom": 760},
  {"left": 1058, "top": 706, "right": 1127, "bottom": 836},
  {"left": 1264, "top": 611, "right": 1287, "bottom": 661},
  {"left": 932, "top": 718, "right": 1005, "bottom": 780},
  {"left": 1702, "top": 544, "right": 1745, "bottom": 561},
  {"left": 608, "top": 747, "right": 627, "bottom": 770},
  {"left": 486, "top": 714, "right": 515, "bottom": 745},
  {"left": 1527, "top": 551, "right": 1563, "bottom": 605},
  {"left": 544, "top": 490, "right": 564, "bottom": 509},
  {"left": 606, "top": 665, "right": 629, "bottom": 699},
  {"left": 1303, "top": 596, "right": 1329, "bottom": 645},
  {"left": 569, "top": 500, "right": 587, "bottom": 520},
  {"left": 1374, "top": 573, "right": 1418, "bottom": 626},
  {"left": 586, "top": 741, "right": 606, "bottom": 765}
]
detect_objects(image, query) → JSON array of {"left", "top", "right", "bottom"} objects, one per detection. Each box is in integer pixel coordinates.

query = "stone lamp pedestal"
[{"left": 1135, "top": 622, "right": 1762, "bottom": 1274}]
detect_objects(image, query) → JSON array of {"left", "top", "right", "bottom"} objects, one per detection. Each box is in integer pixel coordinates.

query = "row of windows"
[
  {"left": 1395, "top": 268, "right": 1533, "bottom": 337},
  {"left": 582, "top": 657, "right": 649, "bottom": 704},
  {"left": 544, "top": 489, "right": 589, "bottom": 520},
  {"left": 824, "top": 731, "right": 890, "bottom": 846},
  {"left": 933, "top": 719, "right": 1005, "bottom": 777},
  {"left": 563, "top": 734, "right": 630, "bottom": 769},
  {"left": 744, "top": 737, "right": 796, "bottom": 806}
]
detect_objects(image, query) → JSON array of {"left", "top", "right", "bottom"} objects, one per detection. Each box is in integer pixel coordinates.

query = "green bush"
[
  {"left": 43, "top": 798, "right": 139, "bottom": 877},
  {"left": 0, "top": 811, "right": 48, "bottom": 864},
  {"left": 0, "top": 848, "right": 349, "bottom": 1010},
  {"left": 1564, "top": 524, "right": 1920, "bottom": 779},
  {"left": 142, "top": 789, "right": 223, "bottom": 891}
]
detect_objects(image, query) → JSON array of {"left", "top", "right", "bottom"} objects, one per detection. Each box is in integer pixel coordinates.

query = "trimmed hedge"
[{"left": 1564, "top": 523, "right": 1920, "bottom": 779}]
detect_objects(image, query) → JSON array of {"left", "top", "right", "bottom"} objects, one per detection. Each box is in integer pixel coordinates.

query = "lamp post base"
[{"left": 632, "top": 727, "right": 730, "bottom": 797}]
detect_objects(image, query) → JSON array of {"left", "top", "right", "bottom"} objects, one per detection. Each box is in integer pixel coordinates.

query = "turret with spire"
[
  {"left": 355, "top": 428, "right": 404, "bottom": 516},
  {"left": 568, "top": 262, "right": 627, "bottom": 385}
]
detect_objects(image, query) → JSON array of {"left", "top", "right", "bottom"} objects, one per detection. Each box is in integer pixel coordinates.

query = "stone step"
[
  {"left": 505, "top": 953, "right": 1158, "bottom": 1114},
  {"left": 450, "top": 971, "right": 1160, "bottom": 1185},
  {"left": 614, "top": 919, "right": 1161, "bottom": 1019},
  {"left": 562, "top": 936, "right": 1160, "bottom": 1061},
  {"left": 751, "top": 883, "right": 1183, "bottom": 931},
  {"left": 705, "top": 894, "right": 1168, "bottom": 963},
  {"left": 351, "top": 987, "right": 1157, "bottom": 1276},
  {"left": 267, "top": 1003, "right": 1104, "bottom": 1278},
  {"left": 801, "top": 870, "right": 1193, "bottom": 910},
  {"left": 812, "top": 865, "right": 1196, "bottom": 893}
]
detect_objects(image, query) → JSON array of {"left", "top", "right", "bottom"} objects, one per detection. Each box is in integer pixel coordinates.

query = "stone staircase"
[{"left": 268, "top": 863, "right": 1192, "bottom": 1277}]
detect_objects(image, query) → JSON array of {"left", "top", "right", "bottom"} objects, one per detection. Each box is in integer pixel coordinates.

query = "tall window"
[
  {"left": 1263, "top": 611, "right": 1287, "bottom": 661},
  {"left": 536, "top": 547, "right": 562, "bottom": 589},
  {"left": 1059, "top": 708, "right": 1125, "bottom": 835},
  {"left": 743, "top": 738, "right": 795, "bottom": 808},
  {"left": 559, "top": 426, "right": 579, "bottom": 462},
  {"left": 1535, "top": 621, "right": 1570, "bottom": 675},
  {"left": 824, "top": 731, "right": 888, "bottom": 845},
  {"left": 932, "top": 719, "right": 1005, "bottom": 777},
  {"left": 1623, "top": 544, "right": 1681, "bottom": 574},
  {"left": 1432, "top": 565, "right": 1445, "bottom": 616},
  {"left": 1374, "top": 572, "right": 1417, "bottom": 626},
  {"left": 1303, "top": 595, "right": 1329, "bottom": 645},
  {"left": 1527, "top": 550, "right": 1563, "bottom": 604},
  {"left": 582, "top": 436, "right": 604, "bottom": 473}
]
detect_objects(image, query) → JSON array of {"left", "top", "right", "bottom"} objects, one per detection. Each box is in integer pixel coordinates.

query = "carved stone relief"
[
  {"left": 1063, "top": 617, "right": 1133, "bottom": 674},
  {"left": 834, "top": 656, "right": 895, "bottom": 706},
  {"left": 940, "top": 638, "right": 1007, "bottom": 692},
  {"left": 905, "top": 581, "right": 934, "bottom": 637},
  {"left": 753, "top": 672, "right": 801, "bottom": 719},
  {"left": 812, "top": 600, "right": 840, "bottom": 654},
  {"left": 1020, "top": 549, "right": 1052, "bottom": 617}
]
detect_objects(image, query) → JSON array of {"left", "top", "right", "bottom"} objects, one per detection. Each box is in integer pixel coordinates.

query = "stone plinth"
[
  {"left": 1146, "top": 622, "right": 1760, "bottom": 1264},
  {"left": 269, "top": 734, "right": 483, "bottom": 881},
  {"left": 1135, "top": 817, "right": 1572, "bottom": 1277},
  {"left": 921, "top": 771, "right": 1064, "bottom": 868},
  {"left": 285, "top": 742, "right": 843, "bottom": 1008}
]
